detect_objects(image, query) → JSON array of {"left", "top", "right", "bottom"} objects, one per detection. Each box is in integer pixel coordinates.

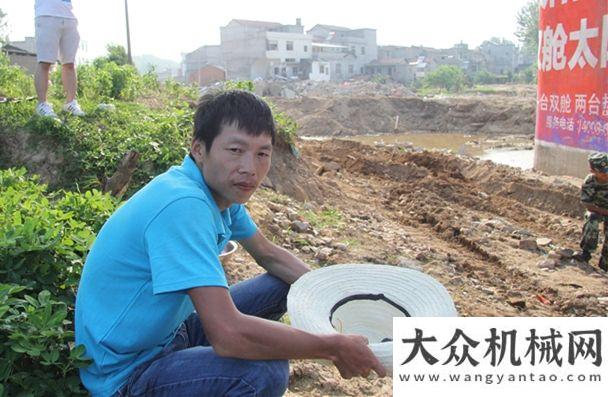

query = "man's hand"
[{"left": 328, "top": 334, "right": 387, "bottom": 379}]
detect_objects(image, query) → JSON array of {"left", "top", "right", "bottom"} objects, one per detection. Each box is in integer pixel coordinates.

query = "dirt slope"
[{"left": 273, "top": 94, "right": 536, "bottom": 137}]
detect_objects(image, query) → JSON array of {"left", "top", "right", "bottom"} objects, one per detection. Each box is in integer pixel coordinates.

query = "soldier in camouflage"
[{"left": 573, "top": 152, "right": 608, "bottom": 271}]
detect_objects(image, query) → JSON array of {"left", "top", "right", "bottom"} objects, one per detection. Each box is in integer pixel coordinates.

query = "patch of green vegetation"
[
  {"left": 0, "top": 168, "right": 117, "bottom": 395},
  {"left": 341, "top": 238, "right": 362, "bottom": 248},
  {"left": 301, "top": 207, "right": 344, "bottom": 229}
]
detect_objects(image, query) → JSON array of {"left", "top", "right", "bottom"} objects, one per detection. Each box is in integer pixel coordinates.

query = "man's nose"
[{"left": 238, "top": 153, "right": 256, "bottom": 175}]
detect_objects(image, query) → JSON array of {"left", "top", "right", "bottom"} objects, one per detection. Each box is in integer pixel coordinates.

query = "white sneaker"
[
  {"left": 35, "top": 102, "right": 59, "bottom": 119},
  {"left": 63, "top": 100, "right": 85, "bottom": 116}
]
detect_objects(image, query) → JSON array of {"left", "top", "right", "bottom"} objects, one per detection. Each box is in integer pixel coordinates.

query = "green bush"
[
  {"left": 0, "top": 168, "right": 117, "bottom": 396},
  {"left": 473, "top": 70, "right": 499, "bottom": 85},
  {"left": 421, "top": 65, "right": 467, "bottom": 93},
  {"left": 0, "top": 52, "right": 34, "bottom": 98}
]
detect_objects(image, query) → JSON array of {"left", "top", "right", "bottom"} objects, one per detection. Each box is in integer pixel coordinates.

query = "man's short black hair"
[{"left": 193, "top": 90, "right": 276, "bottom": 152}]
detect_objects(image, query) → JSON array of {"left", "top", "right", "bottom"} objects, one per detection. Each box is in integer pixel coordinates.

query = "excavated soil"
[
  {"left": 223, "top": 138, "right": 607, "bottom": 397},
  {"left": 272, "top": 91, "right": 536, "bottom": 137}
]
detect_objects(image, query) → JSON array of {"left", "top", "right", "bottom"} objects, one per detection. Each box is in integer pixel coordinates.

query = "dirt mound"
[
  {"left": 265, "top": 137, "right": 327, "bottom": 203},
  {"left": 273, "top": 94, "right": 536, "bottom": 137},
  {"left": 0, "top": 129, "right": 66, "bottom": 186}
]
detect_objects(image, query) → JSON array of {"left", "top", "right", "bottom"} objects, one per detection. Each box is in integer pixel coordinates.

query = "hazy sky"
[{"left": 1, "top": 0, "right": 532, "bottom": 62}]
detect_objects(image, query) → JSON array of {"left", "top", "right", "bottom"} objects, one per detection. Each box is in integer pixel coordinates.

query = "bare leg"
[
  {"left": 61, "top": 63, "right": 77, "bottom": 103},
  {"left": 35, "top": 62, "right": 52, "bottom": 103}
]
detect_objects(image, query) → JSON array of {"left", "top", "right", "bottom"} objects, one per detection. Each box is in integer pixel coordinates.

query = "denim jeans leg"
[
  {"left": 184, "top": 273, "right": 291, "bottom": 346},
  {"left": 125, "top": 346, "right": 289, "bottom": 397}
]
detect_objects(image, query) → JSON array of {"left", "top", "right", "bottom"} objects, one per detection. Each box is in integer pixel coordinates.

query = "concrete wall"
[
  {"left": 265, "top": 31, "right": 312, "bottom": 63},
  {"left": 310, "top": 61, "right": 330, "bottom": 81},
  {"left": 534, "top": 140, "right": 593, "bottom": 179}
]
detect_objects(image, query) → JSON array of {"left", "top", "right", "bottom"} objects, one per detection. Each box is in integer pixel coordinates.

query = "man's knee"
[
  {"left": 62, "top": 63, "right": 75, "bottom": 71},
  {"left": 254, "top": 359, "right": 289, "bottom": 396},
  {"left": 37, "top": 62, "right": 52, "bottom": 71}
]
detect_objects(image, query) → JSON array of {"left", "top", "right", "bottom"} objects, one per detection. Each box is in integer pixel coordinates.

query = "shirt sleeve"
[
  {"left": 145, "top": 197, "right": 228, "bottom": 294},
  {"left": 229, "top": 204, "right": 258, "bottom": 240},
  {"left": 581, "top": 175, "right": 596, "bottom": 204}
]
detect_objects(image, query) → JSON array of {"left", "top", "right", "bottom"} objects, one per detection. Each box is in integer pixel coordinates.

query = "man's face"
[
  {"left": 592, "top": 168, "right": 608, "bottom": 183},
  {"left": 191, "top": 124, "right": 273, "bottom": 209}
]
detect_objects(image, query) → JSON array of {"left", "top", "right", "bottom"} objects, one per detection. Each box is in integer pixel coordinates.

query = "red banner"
[{"left": 536, "top": 0, "right": 608, "bottom": 152}]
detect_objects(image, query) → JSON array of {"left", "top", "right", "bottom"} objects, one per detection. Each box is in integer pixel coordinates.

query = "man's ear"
[{"left": 191, "top": 139, "right": 206, "bottom": 162}]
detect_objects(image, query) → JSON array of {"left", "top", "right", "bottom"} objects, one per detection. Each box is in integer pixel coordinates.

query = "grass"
[{"left": 301, "top": 207, "right": 344, "bottom": 229}]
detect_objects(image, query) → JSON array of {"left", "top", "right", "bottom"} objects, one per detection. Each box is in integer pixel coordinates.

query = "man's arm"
[
  {"left": 187, "top": 286, "right": 386, "bottom": 379},
  {"left": 583, "top": 203, "right": 608, "bottom": 216},
  {"left": 239, "top": 230, "right": 310, "bottom": 284}
]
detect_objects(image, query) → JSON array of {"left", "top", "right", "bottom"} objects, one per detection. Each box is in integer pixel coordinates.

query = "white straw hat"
[{"left": 287, "top": 263, "right": 458, "bottom": 375}]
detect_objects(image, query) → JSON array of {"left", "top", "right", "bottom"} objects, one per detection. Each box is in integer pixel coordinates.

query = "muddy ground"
[{"left": 223, "top": 138, "right": 607, "bottom": 396}]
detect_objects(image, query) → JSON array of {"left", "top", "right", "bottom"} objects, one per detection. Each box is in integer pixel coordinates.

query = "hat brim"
[{"left": 287, "top": 263, "right": 458, "bottom": 375}]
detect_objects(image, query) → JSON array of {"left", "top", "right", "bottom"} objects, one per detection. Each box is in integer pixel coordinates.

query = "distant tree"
[
  {"left": 515, "top": 0, "right": 540, "bottom": 57},
  {"left": 422, "top": 65, "right": 466, "bottom": 92},
  {"left": 105, "top": 44, "right": 129, "bottom": 65},
  {"left": 474, "top": 70, "right": 497, "bottom": 85}
]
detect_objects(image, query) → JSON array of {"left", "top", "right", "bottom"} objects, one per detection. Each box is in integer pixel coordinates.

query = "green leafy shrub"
[
  {"left": 0, "top": 168, "right": 117, "bottom": 396},
  {"left": 421, "top": 65, "right": 467, "bottom": 93},
  {"left": 0, "top": 52, "right": 35, "bottom": 98}
]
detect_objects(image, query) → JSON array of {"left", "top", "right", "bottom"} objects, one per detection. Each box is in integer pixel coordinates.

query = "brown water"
[{"left": 304, "top": 132, "right": 535, "bottom": 170}]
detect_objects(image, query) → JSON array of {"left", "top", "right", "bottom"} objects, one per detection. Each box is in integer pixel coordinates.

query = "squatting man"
[{"left": 75, "top": 90, "right": 386, "bottom": 397}]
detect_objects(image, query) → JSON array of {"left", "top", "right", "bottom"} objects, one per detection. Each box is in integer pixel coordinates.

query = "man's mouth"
[{"left": 235, "top": 182, "right": 256, "bottom": 192}]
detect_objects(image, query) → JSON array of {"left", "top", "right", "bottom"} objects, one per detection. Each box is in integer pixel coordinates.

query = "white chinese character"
[
  {"left": 589, "top": 94, "right": 601, "bottom": 115},
  {"left": 540, "top": 94, "right": 549, "bottom": 111},
  {"left": 602, "top": 93, "right": 608, "bottom": 116},
  {"left": 575, "top": 94, "right": 587, "bottom": 113},
  {"left": 560, "top": 94, "right": 572, "bottom": 113},
  {"left": 601, "top": 15, "right": 608, "bottom": 68},
  {"left": 567, "top": 118, "right": 575, "bottom": 131},
  {"left": 569, "top": 18, "right": 599, "bottom": 69},
  {"left": 560, "top": 117, "right": 567, "bottom": 129},
  {"left": 546, "top": 115, "right": 553, "bottom": 128},
  {"left": 542, "top": 26, "right": 554, "bottom": 71},
  {"left": 540, "top": 0, "right": 556, "bottom": 8},
  {"left": 550, "top": 95, "right": 560, "bottom": 112},
  {"left": 553, "top": 116, "right": 560, "bottom": 126},
  {"left": 553, "top": 24, "right": 569, "bottom": 70}
]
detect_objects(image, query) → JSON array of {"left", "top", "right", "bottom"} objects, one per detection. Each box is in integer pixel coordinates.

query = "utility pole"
[{"left": 124, "top": 0, "right": 133, "bottom": 64}]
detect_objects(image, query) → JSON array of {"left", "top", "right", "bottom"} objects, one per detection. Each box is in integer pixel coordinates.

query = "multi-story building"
[
  {"left": 307, "top": 24, "right": 377, "bottom": 81},
  {"left": 478, "top": 38, "right": 517, "bottom": 75},
  {"left": 220, "top": 18, "right": 312, "bottom": 80}
]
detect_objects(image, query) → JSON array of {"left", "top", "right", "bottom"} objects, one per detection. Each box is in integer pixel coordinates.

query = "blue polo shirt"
[{"left": 75, "top": 155, "right": 258, "bottom": 397}]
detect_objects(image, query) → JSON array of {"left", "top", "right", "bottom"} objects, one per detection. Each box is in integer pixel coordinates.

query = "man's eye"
[
  {"left": 228, "top": 148, "right": 242, "bottom": 153},
  {"left": 258, "top": 152, "right": 270, "bottom": 158}
]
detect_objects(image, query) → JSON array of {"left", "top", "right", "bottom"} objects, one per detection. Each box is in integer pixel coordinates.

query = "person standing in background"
[{"left": 34, "top": 0, "right": 85, "bottom": 118}]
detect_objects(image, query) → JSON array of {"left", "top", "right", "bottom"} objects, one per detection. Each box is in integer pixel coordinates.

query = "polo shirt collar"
[{"left": 180, "top": 155, "right": 233, "bottom": 230}]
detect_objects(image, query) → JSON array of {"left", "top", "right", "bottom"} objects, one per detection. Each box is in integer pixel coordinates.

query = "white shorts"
[{"left": 35, "top": 16, "right": 80, "bottom": 64}]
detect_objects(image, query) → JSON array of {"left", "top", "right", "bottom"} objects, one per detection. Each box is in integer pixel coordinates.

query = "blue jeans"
[{"left": 114, "top": 273, "right": 291, "bottom": 397}]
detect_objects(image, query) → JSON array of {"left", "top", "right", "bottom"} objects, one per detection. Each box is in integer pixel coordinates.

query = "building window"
[
  {"left": 274, "top": 67, "right": 280, "bottom": 75},
  {"left": 285, "top": 58, "right": 296, "bottom": 63},
  {"left": 348, "top": 64, "right": 354, "bottom": 74},
  {"left": 267, "top": 40, "right": 278, "bottom": 51},
  {"left": 286, "top": 41, "right": 294, "bottom": 51},
  {"left": 304, "top": 45, "right": 308, "bottom": 52},
  {"left": 361, "top": 46, "right": 366, "bottom": 55},
  {"left": 336, "top": 63, "right": 342, "bottom": 75},
  {"left": 292, "top": 66, "right": 299, "bottom": 76},
  {"left": 281, "top": 67, "right": 287, "bottom": 76},
  {"left": 319, "top": 64, "right": 324, "bottom": 74}
]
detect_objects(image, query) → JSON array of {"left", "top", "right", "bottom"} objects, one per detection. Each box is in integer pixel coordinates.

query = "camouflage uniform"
[{"left": 579, "top": 153, "right": 608, "bottom": 271}]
